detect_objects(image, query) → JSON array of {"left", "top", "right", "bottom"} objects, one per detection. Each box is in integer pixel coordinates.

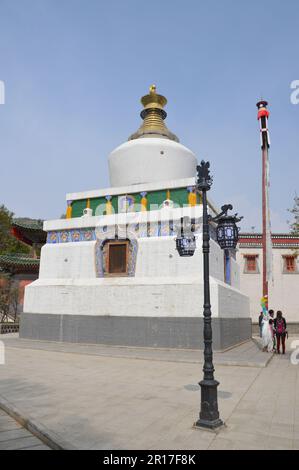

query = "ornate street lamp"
[
  {"left": 175, "top": 216, "right": 196, "bottom": 257},
  {"left": 175, "top": 160, "right": 242, "bottom": 430},
  {"left": 215, "top": 204, "right": 242, "bottom": 250}
]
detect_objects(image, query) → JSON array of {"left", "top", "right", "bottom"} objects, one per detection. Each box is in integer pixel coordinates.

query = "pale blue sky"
[{"left": 0, "top": 0, "right": 298, "bottom": 231}]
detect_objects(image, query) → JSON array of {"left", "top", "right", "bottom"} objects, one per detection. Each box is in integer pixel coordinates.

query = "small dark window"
[
  {"left": 107, "top": 242, "right": 128, "bottom": 275},
  {"left": 283, "top": 255, "right": 297, "bottom": 273},
  {"left": 244, "top": 254, "right": 259, "bottom": 273}
]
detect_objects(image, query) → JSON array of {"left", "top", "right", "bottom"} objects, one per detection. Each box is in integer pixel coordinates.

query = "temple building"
[
  {"left": 0, "top": 219, "right": 46, "bottom": 315},
  {"left": 20, "top": 86, "right": 251, "bottom": 350},
  {"left": 237, "top": 232, "right": 299, "bottom": 331}
]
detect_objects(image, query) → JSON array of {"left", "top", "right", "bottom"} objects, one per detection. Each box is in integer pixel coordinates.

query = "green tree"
[
  {"left": 0, "top": 204, "right": 30, "bottom": 255},
  {"left": 288, "top": 196, "right": 299, "bottom": 235}
]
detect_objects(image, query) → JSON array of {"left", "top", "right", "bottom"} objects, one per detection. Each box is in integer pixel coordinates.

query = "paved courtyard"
[{"left": 0, "top": 335, "right": 298, "bottom": 450}]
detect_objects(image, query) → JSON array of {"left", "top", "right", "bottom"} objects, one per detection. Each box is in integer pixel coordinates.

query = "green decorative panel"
[
  {"left": 70, "top": 187, "right": 197, "bottom": 218},
  {"left": 71, "top": 199, "right": 87, "bottom": 218},
  {"left": 90, "top": 197, "right": 106, "bottom": 215},
  {"left": 147, "top": 189, "right": 168, "bottom": 209},
  {"left": 172, "top": 187, "right": 189, "bottom": 206}
]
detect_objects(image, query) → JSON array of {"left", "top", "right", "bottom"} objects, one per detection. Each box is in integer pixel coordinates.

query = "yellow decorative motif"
[
  {"left": 86, "top": 198, "right": 90, "bottom": 209},
  {"left": 166, "top": 189, "right": 171, "bottom": 200}
]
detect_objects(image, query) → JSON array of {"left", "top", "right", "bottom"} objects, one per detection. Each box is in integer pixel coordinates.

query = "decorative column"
[
  {"left": 105, "top": 195, "right": 113, "bottom": 215},
  {"left": 66, "top": 200, "right": 72, "bottom": 219},
  {"left": 140, "top": 192, "right": 148, "bottom": 211},
  {"left": 187, "top": 186, "right": 197, "bottom": 206}
]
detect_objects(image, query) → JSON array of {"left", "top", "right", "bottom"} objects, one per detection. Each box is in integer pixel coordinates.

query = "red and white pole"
[{"left": 256, "top": 100, "right": 270, "bottom": 299}]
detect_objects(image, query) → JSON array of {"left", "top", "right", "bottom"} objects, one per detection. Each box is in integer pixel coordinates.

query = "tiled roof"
[
  {"left": 11, "top": 218, "right": 46, "bottom": 246},
  {"left": 238, "top": 232, "right": 299, "bottom": 248},
  {"left": 0, "top": 253, "right": 40, "bottom": 274}
]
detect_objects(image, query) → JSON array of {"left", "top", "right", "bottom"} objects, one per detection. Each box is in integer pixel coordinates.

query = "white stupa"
[
  {"left": 21, "top": 85, "right": 250, "bottom": 350},
  {"left": 109, "top": 85, "right": 196, "bottom": 186}
]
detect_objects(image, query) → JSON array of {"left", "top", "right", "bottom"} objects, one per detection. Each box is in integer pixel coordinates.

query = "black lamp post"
[{"left": 175, "top": 160, "right": 242, "bottom": 430}]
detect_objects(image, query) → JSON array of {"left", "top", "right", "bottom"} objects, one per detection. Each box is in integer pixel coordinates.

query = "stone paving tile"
[
  {"left": 233, "top": 442, "right": 268, "bottom": 450},
  {"left": 215, "top": 430, "right": 266, "bottom": 447},
  {"left": 224, "top": 417, "right": 272, "bottom": 437},
  {"left": 0, "top": 428, "right": 30, "bottom": 442},
  {"left": 207, "top": 437, "right": 239, "bottom": 450},
  {"left": 266, "top": 436, "right": 293, "bottom": 450},
  {"left": 0, "top": 436, "right": 46, "bottom": 450},
  {"left": 0, "top": 419, "right": 23, "bottom": 431},
  {"left": 22, "top": 444, "right": 50, "bottom": 450},
  {"left": 209, "top": 436, "right": 269, "bottom": 450},
  {"left": 0, "top": 409, "right": 51, "bottom": 450},
  {"left": 268, "top": 423, "right": 294, "bottom": 440}
]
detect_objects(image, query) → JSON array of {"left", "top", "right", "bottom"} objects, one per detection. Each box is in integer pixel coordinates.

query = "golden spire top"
[
  {"left": 140, "top": 84, "right": 167, "bottom": 110},
  {"left": 129, "top": 85, "right": 179, "bottom": 142}
]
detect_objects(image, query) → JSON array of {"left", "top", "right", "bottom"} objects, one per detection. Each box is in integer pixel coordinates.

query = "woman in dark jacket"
[{"left": 274, "top": 311, "right": 287, "bottom": 354}]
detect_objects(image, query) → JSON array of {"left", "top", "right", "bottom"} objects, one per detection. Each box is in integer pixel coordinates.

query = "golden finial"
[
  {"left": 140, "top": 84, "right": 167, "bottom": 110},
  {"left": 129, "top": 85, "right": 179, "bottom": 142}
]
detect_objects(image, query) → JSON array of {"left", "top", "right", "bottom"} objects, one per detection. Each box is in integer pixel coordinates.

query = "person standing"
[
  {"left": 258, "top": 312, "right": 264, "bottom": 338},
  {"left": 260, "top": 296, "right": 273, "bottom": 353},
  {"left": 262, "top": 314, "right": 273, "bottom": 352},
  {"left": 274, "top": 311, "right": 287, "bottom": 354},
  {"left": 269, "top": 309, "right": 276, "bottom": 352}
]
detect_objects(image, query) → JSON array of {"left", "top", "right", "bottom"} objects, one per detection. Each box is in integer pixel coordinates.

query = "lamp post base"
[
  {"left": 195, "top": 378, "right": 223, "bottom": 430},
  {"left": 194, "top": 417, "right": 224, "bottom": 430}
]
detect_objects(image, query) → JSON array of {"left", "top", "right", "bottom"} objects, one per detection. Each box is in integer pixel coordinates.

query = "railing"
[{"left": 0, "top": 323, "right": 19, "bottom": 334}]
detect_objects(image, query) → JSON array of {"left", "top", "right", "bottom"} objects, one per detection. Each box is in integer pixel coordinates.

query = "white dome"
[{"left": 108, "top": 137, "right": 197, "bottom": 187}]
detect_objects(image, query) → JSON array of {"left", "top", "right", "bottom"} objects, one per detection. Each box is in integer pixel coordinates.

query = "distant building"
[
  {"left": 237, "top": 233, "right": 299, "bottom": 328},
  {"left": 0, "top": 219, "right": 45, "bottom": 312}
]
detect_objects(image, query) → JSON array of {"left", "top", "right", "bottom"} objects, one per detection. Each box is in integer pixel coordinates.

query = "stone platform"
[{"left": 20, "top": 313, "right": 251, "bottom": 351}]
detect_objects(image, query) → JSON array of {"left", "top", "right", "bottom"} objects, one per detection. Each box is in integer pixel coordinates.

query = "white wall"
[
  {"left": 39, "top": 242, "right": 97, "bottom": 279},
  {"left": 24, "top": 277, "right": 249, "bottom": 319},
  {"left": 38, "top": 235, "right": 228, "bottom": 283},
  {"left": 237, "top": 247, "right": 299, "bottom": 323}
]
